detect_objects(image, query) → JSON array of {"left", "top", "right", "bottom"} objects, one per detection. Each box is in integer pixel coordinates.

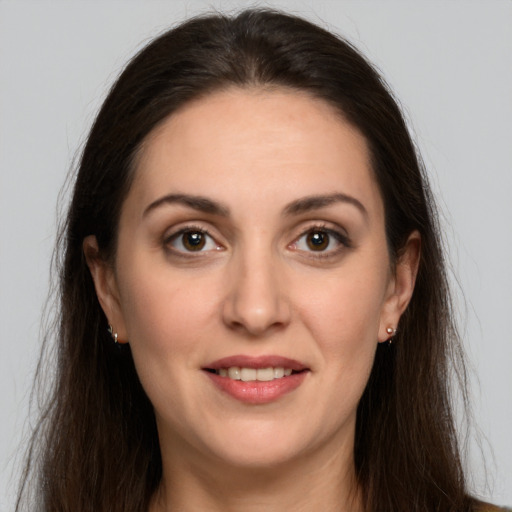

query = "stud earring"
[
  {"left": 107, "top": 324, "right": 119, "bottom": 344},
  {"left": 386, "top": 326, "right": 397, "bottom": 344}
]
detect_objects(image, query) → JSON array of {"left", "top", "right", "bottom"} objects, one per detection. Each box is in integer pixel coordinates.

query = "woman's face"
[{"left": 88, "top": 88, "right": 418, "bottom": 470}]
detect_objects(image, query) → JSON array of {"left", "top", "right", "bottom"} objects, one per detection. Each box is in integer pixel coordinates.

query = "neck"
[{"left": 150, "top": 431, "right": 363, "bottom": 512}]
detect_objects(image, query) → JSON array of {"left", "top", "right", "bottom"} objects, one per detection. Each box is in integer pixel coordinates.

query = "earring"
[
  {"left": 107, "top": 324, "right": 119, "bottom": 344},
  {"left": 386, "top": 326, "right": 397, "bottom": 344}
]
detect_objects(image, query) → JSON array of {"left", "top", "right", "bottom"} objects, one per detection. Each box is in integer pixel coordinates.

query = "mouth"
[
  {"left": 205, "top": 366, "right": 305, "bottom": 381},
  {"left": 203, "top": 355, "right": 310, "bottom": 404}
]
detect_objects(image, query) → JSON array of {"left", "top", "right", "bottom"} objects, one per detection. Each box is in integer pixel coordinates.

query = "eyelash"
[
  {"left": 163, "top": 223, "right": 351, "bottom": 258},
  {"left": 164, "top": 225, "right": 221, "bottom": 257},
  {"left": 290, "top": 224, "right": 352, "bottom": 258}
]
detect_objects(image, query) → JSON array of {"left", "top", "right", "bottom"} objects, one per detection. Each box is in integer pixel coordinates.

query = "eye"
[
  {"left": 291, "top": 227, "right": 349, "bottom": 254},
  {"left": 166, "top": 228, "right": 221, "bottom": 253}
]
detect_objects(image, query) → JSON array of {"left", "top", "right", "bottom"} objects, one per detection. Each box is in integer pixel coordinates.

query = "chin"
[
  {"left": 212, "top": 443, "right": 305, "bottom": 471},
  {"left": 196, "top": 420, "right": 317, "bottom": 470}
]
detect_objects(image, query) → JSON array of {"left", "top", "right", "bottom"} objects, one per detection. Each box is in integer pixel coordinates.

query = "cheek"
[
  {"left": 294, "top": 260, "right": 388, "bottom": 376},
  {"left": 116, "top": 261, "right": 219, "bottom": 363},
  {"left": 299, "top": 266, "right": 387, "bottom": 339},
  {"left": 115, "top": 266, "right": 222, "bottom": 426},
  {"left": 283, "top": 267, "right": 385, "bottom": 439}
]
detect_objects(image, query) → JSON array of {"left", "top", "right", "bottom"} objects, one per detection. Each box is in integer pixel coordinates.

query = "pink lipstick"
[{"left": 203, "top": 355, "right": 309, "bottom": 404}]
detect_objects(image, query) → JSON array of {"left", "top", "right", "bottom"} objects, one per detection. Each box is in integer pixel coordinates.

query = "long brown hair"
[{"left": 18, "top": 9, "right": 476, "bottom": 511}]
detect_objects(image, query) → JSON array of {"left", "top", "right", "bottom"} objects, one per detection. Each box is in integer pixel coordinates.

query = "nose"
[{"left": 222, "top": 250, "right": 291, "bottom": 337}]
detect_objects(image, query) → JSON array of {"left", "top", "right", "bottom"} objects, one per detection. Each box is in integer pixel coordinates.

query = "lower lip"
[{"left": 205, "top": 371, "right": 308, "bottom": 404}]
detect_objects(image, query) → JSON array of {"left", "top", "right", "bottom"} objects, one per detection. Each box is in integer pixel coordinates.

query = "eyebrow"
[
  {"left": 283, "top": 193, "right": 368, "bottom": 219},
  {"left": 143, "top": 192, "right": 367, "bottom": 219},
  {"left": 143, "top": 194, "right": 230, "bottom": 217}
]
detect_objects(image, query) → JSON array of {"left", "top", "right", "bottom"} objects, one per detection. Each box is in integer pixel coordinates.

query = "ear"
[
  {"left": 83, "top": 235, "right": 128, "bottom": 342},
  {"left": 378, "top": 230, "right": 421, "bottom": 342}
]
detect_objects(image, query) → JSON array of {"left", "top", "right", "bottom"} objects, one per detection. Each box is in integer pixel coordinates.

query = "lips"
[
  {"left": 203, "top": 355, "right": 309, "bottom": 404},
  {"left": 217, "top": 366, "right": 292, "bottom": 381},
  {"left": 205, "top": 355, "right": 307, "bottom": 371}
]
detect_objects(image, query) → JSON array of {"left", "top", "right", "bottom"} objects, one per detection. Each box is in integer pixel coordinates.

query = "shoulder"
[{"left": 475, "top": 504, "right": 512, "bottom": 512}]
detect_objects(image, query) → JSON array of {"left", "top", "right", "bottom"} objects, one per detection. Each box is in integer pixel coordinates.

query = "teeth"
[
  {"left": 216, "top": 366, "right": 297, "bottom": 381},
  {"left": 227, "top": 367, "right": 241, "bottom": 380},
  {"left": 240, "top": 368, "right": 257, "bottom": 381},
  {"left": 257, "top": 368, "right": 274, "bottom": 381},
  {"left": 274, "top": 367, "right": 284, "bottom": 378}
]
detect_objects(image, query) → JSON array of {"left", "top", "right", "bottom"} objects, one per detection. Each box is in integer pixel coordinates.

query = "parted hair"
[{"left": 18, "top": 9, "right": 476, "bottom": 512}]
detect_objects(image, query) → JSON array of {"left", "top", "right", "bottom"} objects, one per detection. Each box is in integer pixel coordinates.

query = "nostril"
[{"left": 221, "top": 276, "right": 292, "bottom": 337}]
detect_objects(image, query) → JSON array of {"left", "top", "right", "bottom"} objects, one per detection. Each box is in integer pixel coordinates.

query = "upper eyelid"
[
  {"left": 161, "top": 220, "right": 350, "bottom": 246},
  {"left": 164, "top": 223, "right": 217, "bottom": 241},
  {"left": 290, "top": 224, "right": 352, "bottom": 253},
  {"left": 158, "top": 213, "right": 237, "bottom": 237},
  {"left": 293, "top": 222, "right": 349, "bottom": 241},
  {"left": 164, "top": 226, "right": 224, "bottom": 256},
  {"left": 166, "top": 225, "right": 208, "bottom": 237}
]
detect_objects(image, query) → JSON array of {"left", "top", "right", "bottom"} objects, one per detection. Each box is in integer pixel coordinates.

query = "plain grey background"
[{"left": 1, "top": 0, "right": 511, "bottom": 509}]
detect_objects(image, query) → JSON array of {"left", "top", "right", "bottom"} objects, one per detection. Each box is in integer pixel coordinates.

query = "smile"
[
  {"left": 203, "top": 355, "right": 309, "bottom": 404},
  {"left": 213, "top": 367, "right": 294, "bottom": 381}
]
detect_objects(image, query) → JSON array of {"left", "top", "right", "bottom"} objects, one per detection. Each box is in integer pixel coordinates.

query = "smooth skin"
[{"left": 85, "top": 88, "right": 420, "bottom": 512}]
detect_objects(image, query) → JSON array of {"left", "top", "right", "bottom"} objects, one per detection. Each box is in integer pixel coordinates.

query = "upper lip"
[{"left": 204, "top": 355, "right": 308, "bottom": 371}]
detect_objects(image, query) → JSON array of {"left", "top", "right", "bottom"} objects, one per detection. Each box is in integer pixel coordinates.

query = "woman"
[{"left": 16, "top": 8, "right": 508, "bottom": 512}]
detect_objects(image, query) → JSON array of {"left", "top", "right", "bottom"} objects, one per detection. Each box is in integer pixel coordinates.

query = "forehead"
[{"left": 128, "top": 87, "right": 383, "bottom": 220}]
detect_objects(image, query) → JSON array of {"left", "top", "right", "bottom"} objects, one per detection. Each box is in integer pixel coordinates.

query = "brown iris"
[
  {"left": 306, "top": 231, "right": 329, "bottom": 251},
  {"left": 182, "top": 231, "right": 206, "bottom": 251}
]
